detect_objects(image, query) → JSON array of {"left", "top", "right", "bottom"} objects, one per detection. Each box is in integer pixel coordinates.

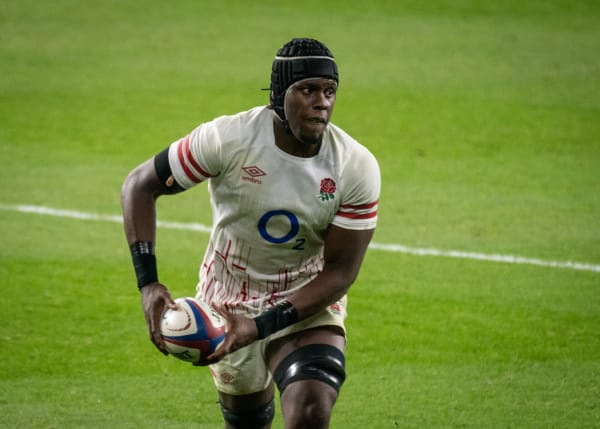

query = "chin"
[{"left": 299, "top": 134, "right": 323, "bottom": 146}]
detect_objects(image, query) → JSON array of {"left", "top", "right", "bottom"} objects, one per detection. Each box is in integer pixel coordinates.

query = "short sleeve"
[
  {"left": 332, "top": 147, "right": 380, "bottom": 230},
  {"left": 167, "top": 120, "right": 224, "bottom": 189}
]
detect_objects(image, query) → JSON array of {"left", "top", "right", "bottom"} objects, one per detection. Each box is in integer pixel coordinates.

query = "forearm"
[
  {"left": 287, "top": 267, "right": 352, "bottom": 320},
  {"left": 288, "top": 226, "right": 374, "bottom": 320},
  {"left": 121, "top": 159, "right": 165, "bottom": 289},
  {"left": 253, "top": 268, "right": 352, "bottom": 339}
]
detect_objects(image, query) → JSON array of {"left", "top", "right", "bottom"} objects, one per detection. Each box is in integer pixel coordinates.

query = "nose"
[{"left": 314, "top": 91, "right": 333, "bottom": 110}]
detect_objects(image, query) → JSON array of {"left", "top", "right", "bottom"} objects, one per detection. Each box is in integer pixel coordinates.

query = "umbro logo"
[{"left": 242, "top": 166, "right": 266, "bottom": 184}]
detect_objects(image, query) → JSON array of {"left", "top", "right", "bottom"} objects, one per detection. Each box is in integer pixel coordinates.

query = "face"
[{"left": 284, "top": 78, "right": 337, "bottom": 146}]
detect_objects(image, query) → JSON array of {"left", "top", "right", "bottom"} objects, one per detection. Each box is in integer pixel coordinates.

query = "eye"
[
  {"left": 299, "top": 85, "right": 316, "bottom": 95},
  {"left": 325, "top": 87, "right": 337, "bottom": 97},
  {"left": 296, "top": 83, "right": 336, "bottom": 97}
]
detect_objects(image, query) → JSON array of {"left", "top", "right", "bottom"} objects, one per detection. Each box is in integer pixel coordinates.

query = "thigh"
[
  {"left": 209, "top": 339, "right": 271, "bottom": 396},
  {"left": 266, "top": 325, "right": 346, "bottom": 372},
  {"left": 266, "top": 327, "right": 346, "bottom": 428}
]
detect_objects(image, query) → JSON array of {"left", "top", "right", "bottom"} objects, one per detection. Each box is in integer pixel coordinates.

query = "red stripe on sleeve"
[
  {"left": 176, "top": 135, "right": 212, "bottom": 183},
  {"left": 336, "top": 199, "right": 378, "bottom": 220},
  {"left": 182, "top": 135, "right": 213, "bottom": 178},
  {"left": 335, "top": 210, "right": 378, "bottom": 220},
  {"left": 177, "top": 138, "right": 202, "bottom": 183},
  {"left": 339, "top": 200, "right": 379, "bottom": 210}
]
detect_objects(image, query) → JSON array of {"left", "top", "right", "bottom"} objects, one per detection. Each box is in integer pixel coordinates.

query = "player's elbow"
[
  {"left": 121, "top": 159, "right": 162, "bottom": 201},
  {"left": 328, "top": 263, "right": 361, "bottom": 293},
  {"left": 122, "top": 166, "right": 145, "bottom": 204}
]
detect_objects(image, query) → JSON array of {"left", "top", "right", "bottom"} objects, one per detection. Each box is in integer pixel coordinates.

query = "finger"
[
  {"left": 147, "top": 325, "right": 168, "bottom": 356},
  {"left": 148, "top": 309, "right": 168, "bottom": 355},
  {"left": 149, "top": 322, "right": 167, "bottom": 352},
  {"left": 193, "top": 353, "right": 220, "bottom": 366},
  {"left": 211, "top": 303, "right": 232, "bottom": 319},
  {"left": 155, "top": 340, "right": 169, "bottom": 356},
  {"left": 164, "top": 292, "right": 177, "bottom": 309},
  {"left": 205, "top": 342, "right": 228, "bottom": 362}
]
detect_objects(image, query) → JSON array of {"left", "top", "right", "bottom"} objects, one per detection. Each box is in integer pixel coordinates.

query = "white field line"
[{"left": 2, "top": 203, "right": 599, "bottom": 274}]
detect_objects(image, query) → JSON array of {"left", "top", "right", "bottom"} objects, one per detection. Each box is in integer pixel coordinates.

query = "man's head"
[{"left": 269, "top": 38, "right": 338, "bottom": 122}]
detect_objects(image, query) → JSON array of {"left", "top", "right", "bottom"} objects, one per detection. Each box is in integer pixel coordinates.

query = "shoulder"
[
  {"left": 325, "top": 122, "right": 380, "bottom": 200},
  {"left": 325, "top": 123, "right": 379, "bottom": 171},
  {"left": 325, "top": 124, "right": 381, "bottom": 229},
  {"left": 209, "top": 106, "right": 272, "bottom": 135}
]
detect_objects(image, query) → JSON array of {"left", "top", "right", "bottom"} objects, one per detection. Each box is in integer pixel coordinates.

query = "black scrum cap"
[{"left": 269, "top": 38, "right": 338, "bottom": 120}]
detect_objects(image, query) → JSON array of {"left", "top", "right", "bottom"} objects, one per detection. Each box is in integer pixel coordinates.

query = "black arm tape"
[
  {"left": 154, "top": 147, "right": 173, "bottom": 187},
  {"left": 254, "top": 300, "right": 299, "bottom": 339},
  {"left": 130, "top": 241, "right": 158, "bottom": 290}
]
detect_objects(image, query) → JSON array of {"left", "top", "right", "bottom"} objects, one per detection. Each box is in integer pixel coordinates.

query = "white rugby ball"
[{"left": 160, "top": 297, "right": 225, "bottom": 362}]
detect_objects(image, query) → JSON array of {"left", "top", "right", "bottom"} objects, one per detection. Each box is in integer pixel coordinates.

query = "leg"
[
  {"left": 218, "top": 383, "right": 275, "bottom": 429},
  {"left": 280, "top": 379, "right": 337, "bottom": 429},
  {"left": 267, "top": 327, "right": 346, "bottom": 429},
  {"left": 209, "top": 335, "right": 276, "bottom": 428}
]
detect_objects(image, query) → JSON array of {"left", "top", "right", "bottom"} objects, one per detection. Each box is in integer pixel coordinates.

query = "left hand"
[{"left": 193, "top": 307, "right": 259, "bottom": 366}]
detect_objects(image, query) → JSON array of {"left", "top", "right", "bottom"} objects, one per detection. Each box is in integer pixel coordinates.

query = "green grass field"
[{"left": 1, "top": 0, "right": 599, "bottom": 427}]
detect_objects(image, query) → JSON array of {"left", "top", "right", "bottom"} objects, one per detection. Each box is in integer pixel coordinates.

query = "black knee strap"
[
  {"left": 273, "top": 344, "right": 346, "bottom": 394},
  {"left": 220, "top": 398, "right": 275, "bottom": 429}
]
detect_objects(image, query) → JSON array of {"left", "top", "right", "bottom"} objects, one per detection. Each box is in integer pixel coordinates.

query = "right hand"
[
  {"left": 140, "top": 283, "right": 177, "bottom": 355},
  {"left": 193, "top": 306, "right": 259, "bottom": 366}
]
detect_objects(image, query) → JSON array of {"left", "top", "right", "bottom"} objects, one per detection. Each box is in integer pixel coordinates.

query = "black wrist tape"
[
  {"left": 130, "top": 241, "right": 158, "bottom": 290},
  {"left": 254, "top": 300, "right": 299, "bottom": 339}
]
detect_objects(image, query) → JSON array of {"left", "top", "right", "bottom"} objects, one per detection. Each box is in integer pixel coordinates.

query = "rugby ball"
[{"left": 160, "top": 297, "right": 225, "bottom": 362}]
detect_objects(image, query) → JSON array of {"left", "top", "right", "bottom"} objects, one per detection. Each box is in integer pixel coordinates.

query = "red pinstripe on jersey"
[
  {"left": 177, "top": 134, "right": 212, "bottom": 183},
  {"left": 335, "top": 199, "right": 378, "bottom": 220}
]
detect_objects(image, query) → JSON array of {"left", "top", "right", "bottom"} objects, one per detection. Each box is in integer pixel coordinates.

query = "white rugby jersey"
[{"left": 167, "top": 106, "right": 380, "bottom": 314}]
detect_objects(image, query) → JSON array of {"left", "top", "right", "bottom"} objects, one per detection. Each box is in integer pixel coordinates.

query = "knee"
[
  {"left": 220, "top": 398, "right": 275, "bottom": 429},
  {"left": 281, "top": 382, "right": 337, "bottom": 429}
]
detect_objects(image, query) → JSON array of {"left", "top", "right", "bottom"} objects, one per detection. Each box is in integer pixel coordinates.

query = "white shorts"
[{"left": 207, "top": 296, "right": 347, "bottom": 395}]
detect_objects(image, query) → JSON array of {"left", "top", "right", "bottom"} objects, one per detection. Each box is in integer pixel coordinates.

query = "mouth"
[{"left": 307, "top": 117, "right": 327, "bottom": 125}]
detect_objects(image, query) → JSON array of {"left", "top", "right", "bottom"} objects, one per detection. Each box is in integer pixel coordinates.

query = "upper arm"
[
  {"left": 322, "top": 224, "right": 375, "bottom": 285},
  {"left": 122, "top": 158, "right": 162, "bottom": 199},
  {"left": 120, "top": 153, "right": 185, "bottom": 244},
  {"left": 122, "top": 154, "right": 183, "bottom": 201},
  {"left": 287, "top": 224, "right": 374, "bottom": 319}
]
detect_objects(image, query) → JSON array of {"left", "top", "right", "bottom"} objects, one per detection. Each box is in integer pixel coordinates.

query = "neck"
[{"left": 273, "top": 117, "right": 321, "bottom": 158}]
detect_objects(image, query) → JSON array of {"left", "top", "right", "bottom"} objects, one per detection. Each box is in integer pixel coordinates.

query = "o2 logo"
[{"left": 258, "top": 210, "right": 305, "bottom": 250}]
